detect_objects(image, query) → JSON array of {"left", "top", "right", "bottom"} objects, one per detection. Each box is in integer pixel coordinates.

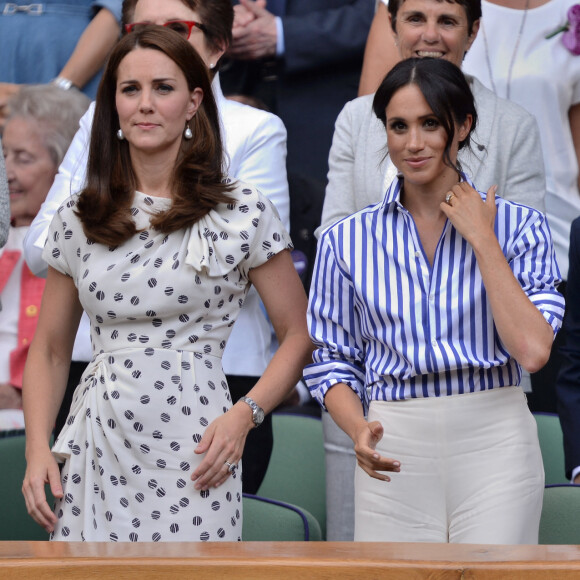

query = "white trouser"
[{"left": 355, "top": 386, "right": 544, "bottom": 544}]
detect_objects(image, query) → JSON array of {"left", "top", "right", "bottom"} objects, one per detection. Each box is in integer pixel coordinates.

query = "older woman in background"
[{"left": 0, "top": 85, "right": 89, "bottom": 429}]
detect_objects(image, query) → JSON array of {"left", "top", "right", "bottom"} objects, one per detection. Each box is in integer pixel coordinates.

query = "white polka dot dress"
[{"left": 42, "top": 182, "right": 292, "bottom": 542}]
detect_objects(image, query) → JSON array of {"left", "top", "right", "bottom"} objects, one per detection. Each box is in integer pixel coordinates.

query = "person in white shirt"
[{"left": 24, "top": 0, "right": 290, "bottom": 494}]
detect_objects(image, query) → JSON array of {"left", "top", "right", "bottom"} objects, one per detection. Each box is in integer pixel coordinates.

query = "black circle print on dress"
[{"left": 47, "top": 187, "right": 287, "bottom": 540}]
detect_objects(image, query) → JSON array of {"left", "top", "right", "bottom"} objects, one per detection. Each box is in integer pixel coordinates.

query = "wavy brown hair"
[{"left": 75, "top": 26, "right": 234, "bottom": 246}]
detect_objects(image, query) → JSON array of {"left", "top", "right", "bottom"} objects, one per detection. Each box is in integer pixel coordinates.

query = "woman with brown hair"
[
  {"left": 21, "top": 26, "right": 312, "bottom": 542},
  {"left": 25, "top": 0, "right": 290, "bottom": 495}
]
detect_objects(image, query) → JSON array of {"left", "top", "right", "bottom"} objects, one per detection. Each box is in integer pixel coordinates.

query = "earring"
[
  {"left": 184, "top": 123, "right": 193, "bottom": 140},
  {"left": 116, "top": 129, "right": 124, "bottom": 140},
  {"left": 209, "top": 63, "right": 215, "bottom": 70}
]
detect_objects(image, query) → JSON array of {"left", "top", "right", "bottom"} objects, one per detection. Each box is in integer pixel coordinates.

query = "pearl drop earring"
[
  {"left": 184, "top": 123, "right": 193, "bottom": 139},
  {"left": 116, "top": 129, "right": 124, "bottom": 140}
]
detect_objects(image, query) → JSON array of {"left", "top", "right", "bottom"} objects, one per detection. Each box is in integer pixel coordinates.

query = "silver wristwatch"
[
  {"left": 52, "top": 76, "right": 77, "bottom": 91},
  {"left": 240, "top": 396, "right": 264, "bottom": 427}
]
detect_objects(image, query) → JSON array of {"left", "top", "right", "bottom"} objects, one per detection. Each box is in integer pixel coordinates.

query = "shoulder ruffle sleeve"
[
  {"left": 184, "top": 181, "right": 293, "bottom": 280},
  {"left": 41, "top": 196, "right": 84, "bottom": 283}
]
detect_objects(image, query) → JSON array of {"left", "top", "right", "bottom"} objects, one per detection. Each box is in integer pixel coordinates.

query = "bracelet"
[{"left": 51, "top": 76, "right": 78, "bottom": 91}]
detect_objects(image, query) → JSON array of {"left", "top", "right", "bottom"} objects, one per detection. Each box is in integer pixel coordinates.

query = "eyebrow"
[
  {"left": 387, "top": 113, "right": 438, "bottom": 122},
  {"left": 400, "top": 9, "right": 460, "bottom": 20},
  {"left": 118, "top": 77, "right": 178, "bottom": 85}
]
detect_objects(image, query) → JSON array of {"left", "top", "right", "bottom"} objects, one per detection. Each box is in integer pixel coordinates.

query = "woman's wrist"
[{"left": 51, "top": 76, "right": 79, "bottom": 91}]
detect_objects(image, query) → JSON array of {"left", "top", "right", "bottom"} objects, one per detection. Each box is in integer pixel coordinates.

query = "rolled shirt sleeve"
[{"left": 303, "top": 229, "right": 366, "bottom": 408}]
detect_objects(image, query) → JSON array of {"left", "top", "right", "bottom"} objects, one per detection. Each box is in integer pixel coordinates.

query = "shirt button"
[
  {"left": 429, "top": 294, "right": 434, "bottom": 301},
  {"left": 415, "top": 251, "right": 421, "bottom": 258},
  {"left": 25, "top": 305, "right": 38, "bottom": 317},
  {"left": 431, "top": 340, "right": 437, "bottom": 346}
]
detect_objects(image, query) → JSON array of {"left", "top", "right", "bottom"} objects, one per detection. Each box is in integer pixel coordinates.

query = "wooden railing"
[{"left": 2, "top": 541, "right": 580, "bottom": 579}]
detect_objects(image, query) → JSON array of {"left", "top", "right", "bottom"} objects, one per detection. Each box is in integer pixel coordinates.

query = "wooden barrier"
[{"left": 1, "top": 542, "right": 580, "bottom": 579}]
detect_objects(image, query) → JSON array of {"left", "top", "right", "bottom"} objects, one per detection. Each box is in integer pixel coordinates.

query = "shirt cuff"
[
  {"left": 275, "top": 16, "right": 284, "bottom": 56},
  {"left": 571, "top": 465, "right": 580, "bottom": 484}
]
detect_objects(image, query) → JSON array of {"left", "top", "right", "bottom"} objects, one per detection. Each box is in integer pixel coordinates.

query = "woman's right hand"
[
  {"left": 22, "top": 447, "right": 63, "bottom": 532},
  {"left": 353, "top": 420, "right": 401, "bottom": 482}
]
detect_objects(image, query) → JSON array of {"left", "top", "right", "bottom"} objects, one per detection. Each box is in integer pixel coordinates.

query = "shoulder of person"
[
  {"left": 466, "top": 75, "right": 537, "bottom": 130},
  {"left": 55, "top": 193, "right": 82, "bottom": 220},
  {"left": 335, "top": 93, "right": 385, "bottom": 140},
  {"left": 319, "top": 197, "right": 384, "bottom": 243},
  {"left": 341, "top": 93, "right": 376, "bottom": 120},
  {"left": 467, "top": 74, "right": 537, "bottom": 125},
  {"left": 224, "top": 180, "right": 279, "bottom": 212},
  {"left": 493, "top": 192, "right": 546, "bottom": 224},
  {"left": 220, "top": 98, "right": 285, "bottom": 133}
]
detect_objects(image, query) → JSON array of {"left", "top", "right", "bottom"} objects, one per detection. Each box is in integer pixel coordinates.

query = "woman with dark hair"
[
  {"left": 21, "top": 27, "right": 312, "bottom": 543},
  {"left": 24, "top": 0, "right": 290, "bottom": 495},
  {"left": 320, "top": 0, "right": 549, "bottom": 542},
  {"left": 305, "top": 58, "right": 564, "bottom": 544}
]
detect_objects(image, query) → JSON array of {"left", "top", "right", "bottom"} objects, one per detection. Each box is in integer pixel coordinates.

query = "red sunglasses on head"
[{"left": 125, "top": 20, "right": 208, "bottom": 40}]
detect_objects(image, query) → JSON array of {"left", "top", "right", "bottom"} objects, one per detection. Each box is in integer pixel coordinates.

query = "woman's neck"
[
  {"left": 400, "top": 168, "right": 460, "bottom": 220},
  {"left": 130, "top": 149, "right": 177, "bottom": 199}
]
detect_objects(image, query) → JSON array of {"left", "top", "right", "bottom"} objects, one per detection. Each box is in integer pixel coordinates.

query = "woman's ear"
[
  {"left": 465, "top": 19, "right": 480, "bottom": 54},
  {"left": 207, "top": 42, "right": 227, "bottom": 71},
  {"left": 457, "top": 114, "right": 473, "bottom": 143},
  {"left": 186, "top": 88, "right": 204, "bottom": 121}
]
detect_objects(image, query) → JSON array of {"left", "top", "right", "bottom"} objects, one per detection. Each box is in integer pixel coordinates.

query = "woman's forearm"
[
  {"left": 58, "top": 8, "right": 120, "bottom": 89},
  {"left": 22, "top": 338, "right": 72, "bottom": 453},
  {"left": 23, "top": 268, "right": 83, "bottom": 452},
  {"left": 243, "top": 330, "right": 314, "bottom": 417},
  {"left": 324, "top": 382, "right": 368, "bottom": 442},
  {"left": 442, "top": 183, "right": 555, "bottom": 373},
  {"left": 472, "top": 237, "right": 554, "bottom": 373}
]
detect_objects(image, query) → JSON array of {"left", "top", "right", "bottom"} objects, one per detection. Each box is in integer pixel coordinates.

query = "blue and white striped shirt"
[{"left": 304, "top": 175, "right": 565, "bottom": 407}]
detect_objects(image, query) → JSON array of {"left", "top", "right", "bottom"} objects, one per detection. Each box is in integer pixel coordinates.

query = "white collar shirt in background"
[{"left": 463, "top": 0, "right": 580, "bottom": 278}]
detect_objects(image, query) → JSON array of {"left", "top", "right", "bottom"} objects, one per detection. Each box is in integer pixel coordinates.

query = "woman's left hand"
[
  {"left": 191, "top": 402, "right": 253, "bottom": 491},
  {"left": 441, "top": 182, "right": 498, "bottom": 248}
]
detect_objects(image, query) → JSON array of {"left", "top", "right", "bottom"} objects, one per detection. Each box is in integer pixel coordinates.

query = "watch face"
[{"left": 255, "top": 407, "right": 265, "bottom": 425}]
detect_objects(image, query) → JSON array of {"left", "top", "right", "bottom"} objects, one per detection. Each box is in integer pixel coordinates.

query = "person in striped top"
[{"left": 304, "top": 58, "right": 564, "bottom": 544}]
